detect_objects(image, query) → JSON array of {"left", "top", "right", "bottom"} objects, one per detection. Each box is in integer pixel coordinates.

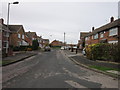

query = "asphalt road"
[{"left": 2, "top": 49, "right": 119, "bottom": 88}]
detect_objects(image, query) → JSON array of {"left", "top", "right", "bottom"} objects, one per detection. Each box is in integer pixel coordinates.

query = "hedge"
[
  {"left": 86, "top": 43, "right": 120, "bottom": 62},
  {"left": 13, "top": 46, "right": 32, "bottom": 51}
]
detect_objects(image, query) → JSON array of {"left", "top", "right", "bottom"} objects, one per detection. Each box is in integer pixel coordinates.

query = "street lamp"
[
  {"left": 7, "top": 1, "right": 19, "bottom": 28},
  {"left": 6, "top": 1, "right": 19, "bottom": 54},
  {"left": 64, "top": 32, "right": 65, "bottom": 50}
]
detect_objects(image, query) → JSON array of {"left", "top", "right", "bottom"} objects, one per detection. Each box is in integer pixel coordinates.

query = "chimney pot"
[
  {"left": 92, "top": 27, "right": 95, "bottom": 32},
  {"left": 110, "top": 17, "right": 114, "bottom": 22},
  {"left": 0, "top": 18, "right": 4, "bottom": 24}
]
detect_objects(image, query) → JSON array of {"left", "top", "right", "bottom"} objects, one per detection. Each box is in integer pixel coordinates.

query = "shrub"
[
  {"left": 85, "top": 43, "right": 120, "bottom": 62},
  {"left": 13, "top": 46, "right": 33, "bottom": 51},
  {"left": 13, "top": 46, "right": 20, "bottom": 51},
  {"left": 27, "top": 48, "right": 32, "bottom": 51},
  {"left": 32, "top": 40, "right": 39, "bottom": 50}
]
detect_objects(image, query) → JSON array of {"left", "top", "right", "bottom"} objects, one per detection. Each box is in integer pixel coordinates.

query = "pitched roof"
[
  {"left": 8, "top": 25, "right": 23, "bottom": 33},
  {"left": 43, "top": 39, "right": 49, "bottom": 41},
  {"left": 80, "top": 32, "right": 90, "bottom": 38},
  {"left": 85, "top": 18, "right": 120, "bottom": 37},
  {"left": 0, "top": 23, "right": 11, "bottom": 32},
  {"left": 25, "top": 32, "right": 37, "bottom": 38}
]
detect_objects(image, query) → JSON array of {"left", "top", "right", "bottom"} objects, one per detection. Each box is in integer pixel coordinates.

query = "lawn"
[
  {"left": 2, "top": 60, "right": 16, "bottom": 66},
  {"left": 89, "top": 65, "right": 120, "bottom": 72}
]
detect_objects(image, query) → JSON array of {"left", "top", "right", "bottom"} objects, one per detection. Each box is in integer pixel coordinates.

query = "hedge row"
[
  {"left": 85, "top": 43, "right": 120, "bottom": 62},
  {"left": 13, "top": 46, "right": 33, "bottom": 51},
  {"left": 13, "top": 40, "right": 39, "bottom": 51}
]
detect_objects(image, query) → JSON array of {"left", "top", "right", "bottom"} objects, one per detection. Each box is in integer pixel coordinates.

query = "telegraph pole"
[{"left": 64, "top": 32, "right": 65, "bottom": 50}]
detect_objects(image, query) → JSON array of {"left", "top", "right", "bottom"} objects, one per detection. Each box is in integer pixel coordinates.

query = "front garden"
[{"left": 85, "top": 43, "right": 120, "bottom": 62}]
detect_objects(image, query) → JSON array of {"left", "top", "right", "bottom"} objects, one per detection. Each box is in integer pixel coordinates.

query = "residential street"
[{"left": 2, "top": 49, "right": 118, "bottom": 88}]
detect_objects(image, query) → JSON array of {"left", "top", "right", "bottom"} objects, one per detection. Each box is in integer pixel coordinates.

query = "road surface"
[{"left": 2, "top": 49, "right": 119, "bottom": 88}]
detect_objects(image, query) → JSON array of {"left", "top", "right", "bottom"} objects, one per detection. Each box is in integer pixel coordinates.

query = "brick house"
[
  {"left": 25, "top": 31, "right": 38, "bottom": 46},
  {"left": 78, "top": 32, "right": 90, "bottom": 49},
  {"left": 50, "top": 40, "right": 63, "bottom": 47},
  {"left": 0, "top": 18, "right": 13, "bottom": 57},
  {"left": 37, "top": 36, "right": 43, "bottom": 48},
  {"left": 42, "top": 39, "right": 49, "bottom": 47},
  {"left": 9, "top": 25, "right": 29, "bottom": 47},
  {"left": 25, "top": 34, "right": 32, "bottom": 46},
  {"left": 85, "top": 17, "right": 120, "bottom": 46}
]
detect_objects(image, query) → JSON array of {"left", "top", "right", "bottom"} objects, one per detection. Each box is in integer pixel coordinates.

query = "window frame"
[
  {"left": 18, "top": 34, "right": 21, "bottom": 38},
  {"left": 109, "top": 27, "right": 118, "bottom": 36},
  {"left": 93, "top": 33, "right": 98, "bottom": 39}
]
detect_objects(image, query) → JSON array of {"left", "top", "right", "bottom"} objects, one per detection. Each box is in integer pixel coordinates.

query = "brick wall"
[
  {"left": 85, "top": 28, "right": 119, "bottom": 45},
  {"left": 25, "top": 35, "right": 32, "bottom": 46},
  {"left": 11, "top": 27, "right": 26, "bottom": 47}
]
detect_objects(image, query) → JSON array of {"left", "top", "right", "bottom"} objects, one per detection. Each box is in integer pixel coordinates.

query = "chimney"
[
  {"left": 110, "top": 17, "right": 114, "bottom": 23},
  {"left": 92, "top": 27, "right": 95, "bottom": 32},
  {"left": 0, "top": 18, "right": 4, "bottom": 24}
]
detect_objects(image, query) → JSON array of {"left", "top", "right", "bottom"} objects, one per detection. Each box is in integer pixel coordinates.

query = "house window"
[
  {"left": 93, "top": 34, "right": 98, "bottom": 39},
  {"left": 109, "top": 27, "right": 118, "bottom": 36},
  {"left": 4, "top": 32, "right": 9, "bottom": 37},
  {"left": 100, "top": 32, "right": 104, "bottom": 38},
  {"left": 92, "top": 35, "right": 94, "bottom": 39},
  {"left": 18, "top": 34, "right": 21, "bottom": 38},
  {"left": 32, "top": 38, "right": 35, "bottom": 40},
  {"left": 3, "top": 41, "right": 8, "bottom": 48},
  {"left": 22, "top": 35, "right": 24, "bottom": 39},
  {"left": 18, "top": 41, "right": 21, "bottom": 46},
  {"left": 85, "top": 37, "right": 88, "bottom": 41}
]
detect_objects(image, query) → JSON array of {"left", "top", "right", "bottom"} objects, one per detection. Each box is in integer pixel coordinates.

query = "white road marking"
[{"left": 65, "top": 80, "right": 87, "bottom": 88}]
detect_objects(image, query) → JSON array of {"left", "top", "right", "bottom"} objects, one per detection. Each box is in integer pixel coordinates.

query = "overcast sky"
[{"left": 1, "top": 0, "right": 119, "bottom": 44}]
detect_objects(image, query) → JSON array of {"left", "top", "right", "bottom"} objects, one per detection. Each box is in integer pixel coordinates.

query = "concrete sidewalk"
[
  {"left": 2, "top": 51, "right": 39, "bottom": 66},
  {"left": 63, "top": 50, "right": 120, "bottom": 78}
]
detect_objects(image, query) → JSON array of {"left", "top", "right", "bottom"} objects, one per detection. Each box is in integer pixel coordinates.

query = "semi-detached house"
[
  {"left": 9, "top": 25, "right": 29, "bottom": 47},
  {"left": 85, "top": 17, "right": 120, "bottom": 46},
  {"left": 25, "top": 31, "right": 38, "bottom": 46},
  {"left": 0, "top": 18, "right": 13, "bottom": 57}
]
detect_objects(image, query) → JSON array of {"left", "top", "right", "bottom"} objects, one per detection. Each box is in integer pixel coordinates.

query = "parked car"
[
  {"left": 61, "top": 46, "right": 64, "bottom": 50},
  {"left": 61, "top": 46, "right": 68, "bottom": 50},
  {"left": 73, "top": 46, "right": 77, "bottom": 49},
  {"left": 44, "top": 46, "right": 51, "bottom": 51}
]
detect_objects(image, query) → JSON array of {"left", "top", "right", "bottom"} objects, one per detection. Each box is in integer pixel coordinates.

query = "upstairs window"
[
  {"left": 93, "top": 33, "right": 98, "bottom": 39},
  {"left": 4, "top": 32, "right": 9, "bottom": 37},
  {"left": 85, "top": 37, "right": 88, "bottom": 41},
  {"left": 18, "top": 34, "right": 21, "bottom": 38},
  {"left": 22, "top": 35, "right": 24, "bottom": 39},
  {"left": 92, "top": 35, "right": 94, "bottom": 39},
  {"left": 109, "top": 27, "right": 118, "bottom": 36},
  {"left": 100, "top": 32, "right": 104, "bottom": 38}
]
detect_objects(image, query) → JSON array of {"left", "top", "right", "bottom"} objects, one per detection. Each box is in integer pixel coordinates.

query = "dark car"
[{"left": 44, "top": 46, "right": 51, "bottom": 51}]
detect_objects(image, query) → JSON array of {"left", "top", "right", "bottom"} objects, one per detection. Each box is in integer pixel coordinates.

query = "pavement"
[
  {"left": 2, "top": 49, "right": 119, "bottom": 88},
  {"left": 2, "top": 51, "right": 39, "bottom": 66},
  {"left": 63, "top": 50, "right": 120, "bottom": 78}
]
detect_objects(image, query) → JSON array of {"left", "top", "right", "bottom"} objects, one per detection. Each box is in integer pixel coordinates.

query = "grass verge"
[
  {"left": 89, "top": 65, "right": 120, "bottom": 72},
  {"left": 2, "top": 60, "right": 16, "bottom": 66}
]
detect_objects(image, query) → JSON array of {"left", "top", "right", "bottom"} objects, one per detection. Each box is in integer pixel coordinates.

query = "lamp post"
[
  {"left": 64, "top": 32, "right": 66, "bottom": 50},
  {"left": 7, "top": 1, "right": 19, "bottom": 28},
  {"left": 6, "top": 1, "right": 19, "bottom": 54}
]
